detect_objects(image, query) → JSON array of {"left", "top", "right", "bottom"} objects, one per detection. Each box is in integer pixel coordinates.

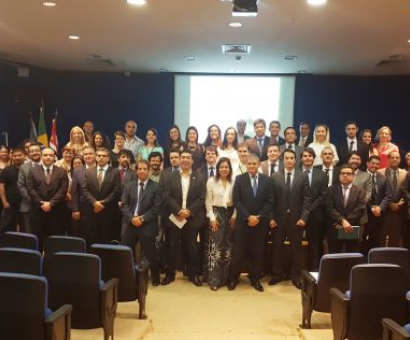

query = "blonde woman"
[
  {"left": 67, "top": 126, "right": 88, "bottom": 156},
  {"left": 308, "top": 124, "right": 339, "bottom": 166},
  {"left": 375, "top": 126, "right": 399, "bottom": 169}
]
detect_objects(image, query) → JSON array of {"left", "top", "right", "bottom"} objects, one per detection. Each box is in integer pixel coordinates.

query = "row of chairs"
[
  {"left": 301, "top": 247, "right": 410, "bottom": 340},
  {"left": 0, "top": 232, "right": 149, "bottom": 340}
]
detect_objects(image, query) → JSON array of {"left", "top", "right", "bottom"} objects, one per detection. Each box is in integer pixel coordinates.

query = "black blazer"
[
  {"left": 164, "top": 171, "right": 206, "bottom": 229},
  {"left": 296, "top": 135, "right": 313, "bottom": 148},
  {"left": 233, "top": 172, "right": 273, "bottom": 228},
  {"left": 326, "top": 184, "right": 366, "bottom": 238},
  {"left": 369, "top": 172, "right": 391, "bottom": 210},
  {"left": 271, "top": 170, "right": 311, "bottom": 227},
  {"left": 246, "top": 136, "right": 271, "bottom": 161},
  {"left": 82, "top": 166, "right": 121, "bottom": 209},
  {"left": 121, "top": 179, "right": 160, "bottom": 237},
  {"left": 336, "top": 139, "right": 369, "bottom": 169},
  {"left": 27, "top": 165, "right": 69, "bottom": 208},
  {"left": 71, "top": 166, "right": 86, "bottom": 212},
  {"left": 314, "top": 165, "right": 341, "bottom": 186},
  {"left": 270, "top": 136, "right": 285, "bottom": 146},
  {"left": 306, "top": 168, "right": 328, "bottom": 223}
]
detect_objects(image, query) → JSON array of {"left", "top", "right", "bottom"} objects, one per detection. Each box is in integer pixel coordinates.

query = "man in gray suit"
[
  {"left": 270, "top": 149, "right": 311, "bottom": 289},
  {"left": 17, "top": 142, "right": 42, "bottom": 233},
  {"left": 279, "top": 127, "right": 302, "bottom": 168}
]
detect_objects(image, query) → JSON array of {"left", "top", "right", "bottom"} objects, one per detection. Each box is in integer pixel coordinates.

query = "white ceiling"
[{"left": 1, "top": 0, "right": 410, "bottom": 75}]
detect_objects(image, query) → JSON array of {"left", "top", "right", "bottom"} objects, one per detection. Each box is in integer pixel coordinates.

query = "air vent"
[
  {"left": 376, "top": 55, "right": 409, "bottom": 67},
  {"left": 86, "top": 55, "right": 125, "bottom": 68},
  {"left": 222, "top": 44, "right": 251, "bottom": 54}
]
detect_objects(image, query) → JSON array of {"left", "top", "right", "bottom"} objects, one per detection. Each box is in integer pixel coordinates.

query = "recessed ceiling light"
[
  {"left": 283, "top": 55, "right": 298, "bottom": 61},
  {"left": 184, "top": 56, "right": 197, "bottom": 61},
  {"left": 408, "top": 39, "right": 410, "bottom": 43},
  {"left": 307, "top": 0, "right": 327, "bottom": 5},
  {"left": 68, "top": 35, "right": 80, "bottom": 40},
  {"left": 229, "top": 22, "right": 242, "bottom": 28},
  {"left": 42, "top": 1, "right": 56, "bottom": 7},
  {"left": 127, "top": 0, "right": 147, "bottom": 5}
]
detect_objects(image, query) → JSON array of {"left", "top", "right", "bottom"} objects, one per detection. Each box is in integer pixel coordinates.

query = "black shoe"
[
  {"left": 152, "top": 278, "right": 160, "bottom": 286},
  {"left": 292, "top": 280, "right": 302, "bottom": 290},
  {"left": 190, "top": 276, "right": 202, "bottom": 287},
  {"left": 161, "top": 276, "right": 174, "bottom": 285},
  {"left": 251, "top": 280, "right": 264, "bottom": 292},
  {"left": 268, "top": 277, "right": 282, "bottom": 286},
  {"left": 227, "top": 280, "right": 237, "bottom": 291},
  {"left": 210, "top": 285, "right": 218, "bottom": 291}
]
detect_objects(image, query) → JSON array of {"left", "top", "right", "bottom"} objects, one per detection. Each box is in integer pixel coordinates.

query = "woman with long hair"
[
  {"left": 91, "top": 131, "right": 111, "bottom": 150},
  {"left": 217, "top": 127, "right": 240, "bottom": 172},
  {"left": 164, "top": 124, "right": 184, "bottom": 168},
  {"left": 203, "top": 157, "right": 236, "bottom": 291},
  {"left": 137, "top": 128, "right": 164, "bottom": 161},
  {"left": 359, "top": 129, "right": 378, "bottom": 157},
  {"left": 0, "top": 145, "right": 11, "bottom": 172},
  {"left": 184, "top": 126, "right": 205, "bottom": 171},
  {"left": 374, "top": 126, "right": 399, "bottom": 169},
  {"left": 308, "top": 124, "right": 339, "bottom": 166},
  {"left": 67, "top": 126, "right": 88, "bottom": 156},
  {"left": 203, "top": 124, "right": 222, "bottom": 148}
]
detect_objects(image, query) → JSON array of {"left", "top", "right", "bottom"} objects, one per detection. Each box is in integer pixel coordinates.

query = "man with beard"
[
  {"left": 18, "top": 142, "right": 42, "bottom": 233},
  {"left": 117, "top": 150, "right": 136, "bottom": 187},
  {"left": 0, "top": 148, "right": 27, "bottom": 235},
  {"left": 148, "top": 152, "right": 163, "bottom": 183}
]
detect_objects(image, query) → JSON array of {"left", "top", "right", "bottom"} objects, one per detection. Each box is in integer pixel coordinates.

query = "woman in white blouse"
[
  {"left": 217, "top": 127, "right": 240, "bottom": 171},
  {"left": 308, "top": 124, "right": 339, "bottom": 166},
  {"left": 203, "top": 157, "right": 236, "bottom": 291}
]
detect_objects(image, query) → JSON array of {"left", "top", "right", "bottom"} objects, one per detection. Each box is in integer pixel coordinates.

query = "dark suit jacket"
[
  {"left": 336, "top": 139, "right": 369, "bottom": 169},
  {"left": 164, "top": 171, "right": 206, "bottom": 229},
  {"left": 233, "top": 172, "right": 273, "bottom": 228},
  {"left": 379, "top": 168, "right": 407, "bottom": 203},
  {"left": 246, "top": 136, "right": 271, "bottom": 161},
  {"left": 71, "top": 167, "right": 86, "bottom": 212},
  {"left": 401, "top": 172, "right": 410, "bottom": 218},
  {"left": 259, "top": 160, "right": 284, "bottom": 177},
  {"left": 197, "top": 163, "right": 216, "bottom": 182},
  {"left": 27, "top": 165, "right": 69, "bottom": 208},
  {"left": 271, "top": 170, "right": 311, "bottom": 227},
  {"left": 82, "top": 167, "right": 121, "bottom": 209},
  {"left": 279, "top": 144, "right": 302, "bottom": 168},
  {"left": 306, "top": 168, "right": 328, "bottom": 223},
  {"left": 296, "top": 135, "right": 313, "bottom": 148},
  {"left": 17, "top": 161, "right": 39, "bottom": 212},
  {"left": 326, "top": 184, "right": 366, "bottom": 238},
  {"left": 120, "top": 168, "right": 136, "bottom": 189},
  {"left": 269, "top": 136, "right": 285, "bottom": 146},
  {"left": 121, "top": 179, "right": 161, "bottom": 237},
  {"left": 314, "top": 165, "right": 341, "bottom": 186},
  {"left": 369, "top": 172, "right": 391, "bottom": 211}
]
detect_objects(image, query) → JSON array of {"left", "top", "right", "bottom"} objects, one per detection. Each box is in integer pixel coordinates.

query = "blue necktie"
[{"left": 252, "top": 176, "right": 258, "bottom": 196}]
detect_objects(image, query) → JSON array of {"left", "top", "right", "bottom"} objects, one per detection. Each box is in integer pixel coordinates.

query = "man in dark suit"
[
  {"left": 245, "top": 119, "right": 270, "bottom": 161},
  {"left": 121, "top": 160, "right": 161, "bottom": 286},
  {"left": 326, "top": 164, "right": 367, "bottom": 253},
  {"left": 296, "top": 121, "right": 313, "bottom": 148},
  {"left": 82, "top": 147, "right": 121, "bottom": 246},
  {"left": 71, "top": 146, "right": 96, "bottom": 238},
  {"left": 362, "top": 155, "right": 391, "bottom": 253},
  {"left": 279, "top": 127, "right": 302, "bottom": 168},
  {"left": 259, "top": 144, "right": 283, "bottom": 177},
  {"left": 270, "top": 149, "right": 311, "bottom": 289},
  {"left": 314, "top": 146, "right": 341, "bottom": 187},
  {"left": 336, "top": 120, "right": 369, "bottom": 169},
  {"left": 269, "top": 120, "right": 285, "bottom": 145},
  {"left": 228, "top": 154, "right": 273, "bottom": 292},
  {"left": 300, "top": 147, "right": 328, "bottom": 271},
  {"left": 27, "top": 148, "right": 69, "bottom": 251},
  {"left": 162, "top": 149, "right": 206, "bottom": 286},
  {"left": 117, "top": 149, "right": 136, "bottom": 187},
  {"left": 197, "top": 146, "right": 218, "bottom": 181}
]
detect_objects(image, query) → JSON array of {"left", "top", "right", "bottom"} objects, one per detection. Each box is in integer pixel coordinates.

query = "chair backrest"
[
  {"left": 46, "top": 252, "right": 102, "bottom": 329},
  {"left": 0, "top": 248, "right": 42, "bottom": 276},
  {"left": 315, "top": 253, "right": 365, "bottom": 312},
  {"left": 0, "top": 232, "right": 38, "bottom": 250},
  {"left": 369, "top": 247, "right": 410, "bottom": 271},
  {"left": 348, "top": 264, "right": 410, "bottom": 340},
  {"left": 0, "top": 272, "right": 48, "bottom": 340},
  {"left": 90, "top": 244, "right": 137, "bottom": 302}
]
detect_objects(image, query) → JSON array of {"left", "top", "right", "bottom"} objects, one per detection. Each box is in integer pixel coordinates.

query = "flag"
[
  {"left": 37, "top": 99, "right": 49, "bottom": 147},
  {"left": 29, "top": 112, "right": 38, "bottom": 141},
  {"left": 49, "top": 110, "right": 59, "bottom": 154}
]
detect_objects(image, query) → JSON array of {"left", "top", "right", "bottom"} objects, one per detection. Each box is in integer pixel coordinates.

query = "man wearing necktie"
[
  {"left": 245, "top": 119, "right": 270, "bottom": 161},
  {"left": 228, "top": 154, "right": 273, "bottom": 292},
  {"left": 270, "top": 149, "right": 311, "bottom": 289},
  {"left": 301, "top": 147, "right": 328, "bottom": 271},
  {"left": 297, "top": 121, "right": 312, "bottom": 148},
  {"left": 259, "top": 144, "right": 282, "bottom": 178},
  {"left": 279, "top": 127, "right": 302, "bottom": 168},
  {"left": 377, "top": 151, "right": 407, "bottom": 247},
  {"left": 268, "top": 120, "right": 285, "bottom": 146},
  {"left": 27, "top": 148, "right": 68, "bottom": 252},
  {"left": 83, "top": 147, "right": 121, "bottom": 246},
  {"left": 198, "top": 146, "right": 218, "bottom": 181},
  {"left": 326, "top": 164, "right": 366, "bottom": 254},
  {"left": 121, "top": 160, "right": 161, "bottom": 286}
]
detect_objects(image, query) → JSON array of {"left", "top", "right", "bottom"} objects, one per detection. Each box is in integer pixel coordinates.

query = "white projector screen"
[{"left": 174, "top": 75, "right": 296, "bottom": 143}]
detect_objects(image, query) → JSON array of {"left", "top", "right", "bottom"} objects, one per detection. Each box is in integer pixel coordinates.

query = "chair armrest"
[
  {"left": 301, "top": 270, "right": 317, "bottom": 328},
  {"left": 100, "top": 278, "right": 119, "bottom": 340},
  {"left": 135, "top": 263, "right": 149, "bottom": 295},
  {"left": 330, "top": 288, "right": 350, "bottom": 340},
  {"left": 45, "top": 304, "right": 72, "bottom": 340},
  {"left": 382, "top": 318, "right": 410, "bottom": 340}
]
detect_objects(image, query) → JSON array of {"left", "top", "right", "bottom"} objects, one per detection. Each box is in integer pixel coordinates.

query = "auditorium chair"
[
  {"left": 382, "top": 318, "right": 410, "bottom": 340},
  {"left": 90, "top": 244, "right": 149, "bottom": 319},
  {"left": 330, "top": 264, "right": 410, "bottom": 340},
  {"left": 301, "top": 253, "right": 365, "bottom": 328},
  {"left": 0, "top": 231, "right": 38, "bottom": 250},
  {"left": 369, "top": 247, "right": 410, "bottom": 272},
  {"left": 46, "top": 252, "right": 118, "bottom": 340},
  {"left": 0, "top": 272, "right": 72, "bottom": 340},
  {"left": 43, "top": 236, "right": 86, "bottom": 275},
  {"left": 0, "top": 247, "right": 42, "bottom": 276}
]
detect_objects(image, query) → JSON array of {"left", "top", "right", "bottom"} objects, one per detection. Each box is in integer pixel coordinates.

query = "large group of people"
[{"left": 1, "top": 118, "right": 410, "bottom": 293}]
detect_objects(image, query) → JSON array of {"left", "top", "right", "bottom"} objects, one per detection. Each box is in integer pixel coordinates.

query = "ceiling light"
[
  {"left": 184, "top": 56, "right": 197, "bottom": 61},
  {"left": 307, "top": 0, "right": 327, "bottom": 5},
  {"left": 127, "top": 0, "right": 147, "bottom": 5},
  {"left": 42, "top": 1, "right": 56, "bottom": 7},
  {"left": 283, "top": 55, "right": 298, "bottom": 61},
  {"left": 68, "top": 35, "right": 80, "bottom": 40},
  {"left": 229, "top": 22, "right": 242, "bottom": 28},
  {"left": 408, "top": 39, "right": 410, "bottom": 43}
]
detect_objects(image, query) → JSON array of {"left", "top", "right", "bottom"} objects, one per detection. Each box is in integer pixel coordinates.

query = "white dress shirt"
[
  {"left": 205, "top": 177, "right": 237, "bottom": 221},
  {"left": 180, "top": 171, "right": 191, "bottom": 210}
]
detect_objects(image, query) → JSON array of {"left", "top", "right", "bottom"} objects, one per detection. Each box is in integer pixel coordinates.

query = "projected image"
[{"left": 175, "top": 75, "right": 295, "bottom": 142}]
